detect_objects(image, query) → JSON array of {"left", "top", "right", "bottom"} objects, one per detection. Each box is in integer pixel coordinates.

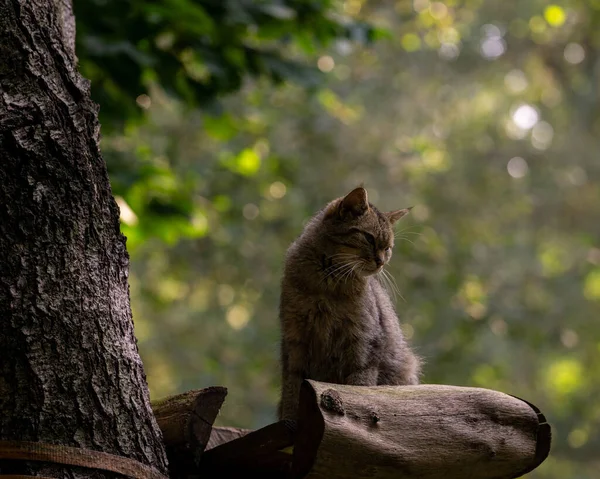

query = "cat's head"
[{"left": 321, "top": 187, "right": 411, "bottom": 277}]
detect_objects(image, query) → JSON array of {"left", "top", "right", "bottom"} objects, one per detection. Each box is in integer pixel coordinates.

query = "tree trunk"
[{"left": 0, "top": 0, "right": 168, "bottom": 477}]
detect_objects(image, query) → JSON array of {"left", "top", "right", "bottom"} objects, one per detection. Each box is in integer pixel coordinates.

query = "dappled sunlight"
[
  {"left": 564, "top": 42, "right": 585, "bottom": 64},
  {"left": 504, "top": 69, "right": 528, "bottom": 93},
  {"left": 222, "top": 148, "right": 262, "bottom": 177},
  {"left": 538, "top": 241, "right": 573, "bottom": 277},
  {"left": 544, "top": 357, "right": 583, "bottom": 399},
  {"left": 317, "top": 55, "right": 335, "bottom": 72},
  {"left": 531, "top": 121, "right": 554, "bottom": 150},
  {"left": 226, "top": 304, "right": 251, "bottom": 331},
  {"left": 568, "top": 427, "right": 589, "bottom": 449},
  {"left": 583, "top": 269, "right": 600, "bottom": 301},
  {"left": 480, "top": 24, "right": 506, "bottom": 59},
  {"left": 317, "top": 89, "right": 362, "bottom": 124},
  {"left": 507, "top": 157, "right": 529, "bottom": 178},
  {"left": 115, "top": 195, "right": 139, "bottom": 226},
  {"left": 268, "top": 181, "right": 287, "bottom": 199},
  {"left": 544, "top": 5, "right": 566, "bottom": 27},
  {"left": 512, "top": 104, "right": 539, "bottom": 130}
]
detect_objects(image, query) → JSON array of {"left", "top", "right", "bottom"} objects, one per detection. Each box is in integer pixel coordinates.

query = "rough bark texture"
[
  {"left": 151, "top": 387, "right": 227, "bottom": 477},
  {"left": 0, "top": 0, "right": 168, "bottom": 477},
  {"left": 292, "top": 381, "right": 551, "bottom": 479}
]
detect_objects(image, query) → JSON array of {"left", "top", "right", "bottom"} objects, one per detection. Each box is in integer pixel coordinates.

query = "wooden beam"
[
  {"left": 151, "top": 386, "right": 227, "bottom": 477},
  {"left": 292, "top": 381, "right": 551, "bottom": 479},
  {"left": 200, "top": 420, "right": 297, "bottom": 478},
  {"left": 206, "top": 426, "right": 253, "bottom": 450}
]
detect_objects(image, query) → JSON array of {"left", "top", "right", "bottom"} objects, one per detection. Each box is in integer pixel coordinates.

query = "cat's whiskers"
[
  {"left": 378, "top": 268, "right": 406, "bottom": 303},
  {"left": 337, "top": 266, "right": 354, "bottom": 288},
  {"left": 332, "top": 260, "right": 363, "bottom": 289},
  {"left": 393, "top": 225, "right": 421, "bottom": 236},
  {"left": 319, "top": 258, "right": 361, "bottom": 287},
  {"left": 377, "top": 269, "right": 394, "bottom": 300},
  {"left": 321, "top": 256, "right": 359, "bottom": 275},
  {"left": 395, "top": 236, "right": 416, "bottom": 246},
  {"left": 328, "top": 252, "right": 360, "bottom": 258},
  {"left": 388, "top": 270, "right": 406, "bottom": 303},
  {"left": 320, "top": 262, "right": 353, "bottom": 282},
  {"left": 342, "top": 261, "right": 364, "bottom": 287},
  {"left": 334, "top": 261, "right": 361, "bottom": 286},
  {"left": 322, "top": 254, "right": 359, "bottom": 271},
  {"left": 393, "top": 225, "right": 422, "bottom": 247},
  {"left": 353, "top": 262, "right": 370, "bottom": 282}
]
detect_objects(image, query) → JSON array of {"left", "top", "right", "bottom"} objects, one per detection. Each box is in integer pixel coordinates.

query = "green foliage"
[
  {"left": 74, "top": 0, "right": 375, "bottom": 128},
  {"left": 79, "top": 0, "right": 600, "bottom": 478},
  {"left": 76, "top": 0, "right": 374, "bottom": 248}
]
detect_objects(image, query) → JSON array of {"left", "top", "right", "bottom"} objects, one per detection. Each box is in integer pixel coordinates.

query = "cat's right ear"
[
  {"left": 339, "top": 187, "right": 369, "bottom": 218},
  {"left": 324, "top": 187, "right": 369, "bottom": 219}
]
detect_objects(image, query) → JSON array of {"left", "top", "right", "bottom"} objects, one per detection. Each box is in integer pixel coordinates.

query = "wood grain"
[{"left": 292, "top": 380, "right": 551, "bottom": 479}]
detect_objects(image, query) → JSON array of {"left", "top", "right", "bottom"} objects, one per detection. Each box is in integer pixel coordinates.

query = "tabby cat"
[{"left": 278, "top": 187, "right": 421, "bottom": 420}]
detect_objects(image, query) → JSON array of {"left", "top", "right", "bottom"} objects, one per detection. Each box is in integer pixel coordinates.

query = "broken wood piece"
[
  {"left": 151, "top": 386, "right": 227, "bottom": 477},
  {"left": 206, "top": 426, "right": 253, "bottom": 450},
  {"left": 200, "top": 419, "right": 297, "bottom": 478},
  {"left": 292, "top": 381, "right": 551, "bottom": 479}
]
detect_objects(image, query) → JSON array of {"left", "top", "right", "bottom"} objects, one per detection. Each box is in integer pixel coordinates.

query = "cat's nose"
[{"left": 375, "top": 257, "right": 384, "bottom": 267}]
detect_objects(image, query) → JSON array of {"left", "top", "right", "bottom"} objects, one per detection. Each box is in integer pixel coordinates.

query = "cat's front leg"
[
  {"left": 378, "top": 348, "right": 422, "bottom": 386},
  {"left": 280, "top": 371, "right": 304, "bottom": 420},
  {"left": 345, "top": 366, "right": 379, "bottom": 386}
]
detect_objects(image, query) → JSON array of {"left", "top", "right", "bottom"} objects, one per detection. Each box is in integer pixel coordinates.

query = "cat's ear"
[
  {"left": 386, "top": 207, "right": 412, "bottom": 224},
  {"left": 340, "top": 187, "right": 369, "bottom": 218}
]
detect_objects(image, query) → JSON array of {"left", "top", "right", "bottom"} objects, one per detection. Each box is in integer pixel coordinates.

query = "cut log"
[
  {"left": 292, "top": 380, "right": 551, "bottom": 479},
  {"left": 200, "top": 420, "right": 297, "bottom": 478},
  {"left": 151, "top": 386, "right": 227, "bottom": 477}
]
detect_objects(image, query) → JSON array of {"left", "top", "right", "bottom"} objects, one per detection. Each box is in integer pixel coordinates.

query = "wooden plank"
[
  {"left": 200, "top": 420, "right": 297, "bottom": 478},
  {"left": 292, "top": 381, "right": 551, "bottom": 479},
  {"left": 206, "top": 426, "right": 253, "bottom": 450}
]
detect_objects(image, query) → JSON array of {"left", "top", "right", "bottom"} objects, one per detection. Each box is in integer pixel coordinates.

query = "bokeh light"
[{"left": 507, "top": 157, "right": 529, "bottom": 178}]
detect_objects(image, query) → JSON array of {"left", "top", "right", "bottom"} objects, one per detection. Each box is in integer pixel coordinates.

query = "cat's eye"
[
  {"left": 362, "top": 232, "right": 376, "bottom": 246},
  {"left": 385, "top": 247, "right": 391, "bottom": 253}
]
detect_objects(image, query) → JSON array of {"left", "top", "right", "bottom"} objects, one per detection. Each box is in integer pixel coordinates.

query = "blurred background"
[{"left": 74, "top": 1, "right": 599, "bottom": 477}]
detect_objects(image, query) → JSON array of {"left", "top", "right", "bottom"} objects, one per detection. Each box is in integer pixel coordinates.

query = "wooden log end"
[
  {"left": 152, "top": 386, "right": 227, "bottom": 477},
  {"left": 508, "top": 394, "right": 552, "bottom": 478},
  {"left": 291, "top": 381, "right": 325, "bottom": 479}
]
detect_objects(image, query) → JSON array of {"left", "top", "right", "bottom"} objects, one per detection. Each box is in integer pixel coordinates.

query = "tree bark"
[{"left": 0, "top": 0, "right": 168, "bottom": 477}]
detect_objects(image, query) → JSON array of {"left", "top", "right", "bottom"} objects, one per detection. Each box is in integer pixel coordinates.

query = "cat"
[{"left": 278, "top": 186, "right": 421, "bottom": 420}]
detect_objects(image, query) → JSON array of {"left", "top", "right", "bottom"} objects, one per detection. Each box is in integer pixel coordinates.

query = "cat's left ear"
[{"left": 386, "top": 207, "right": 412, "bottom": 224}]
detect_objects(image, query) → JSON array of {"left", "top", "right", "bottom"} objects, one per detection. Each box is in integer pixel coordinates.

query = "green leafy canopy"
[{"left": 74, "top": 0, "right": 376, "bottom": 128}]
